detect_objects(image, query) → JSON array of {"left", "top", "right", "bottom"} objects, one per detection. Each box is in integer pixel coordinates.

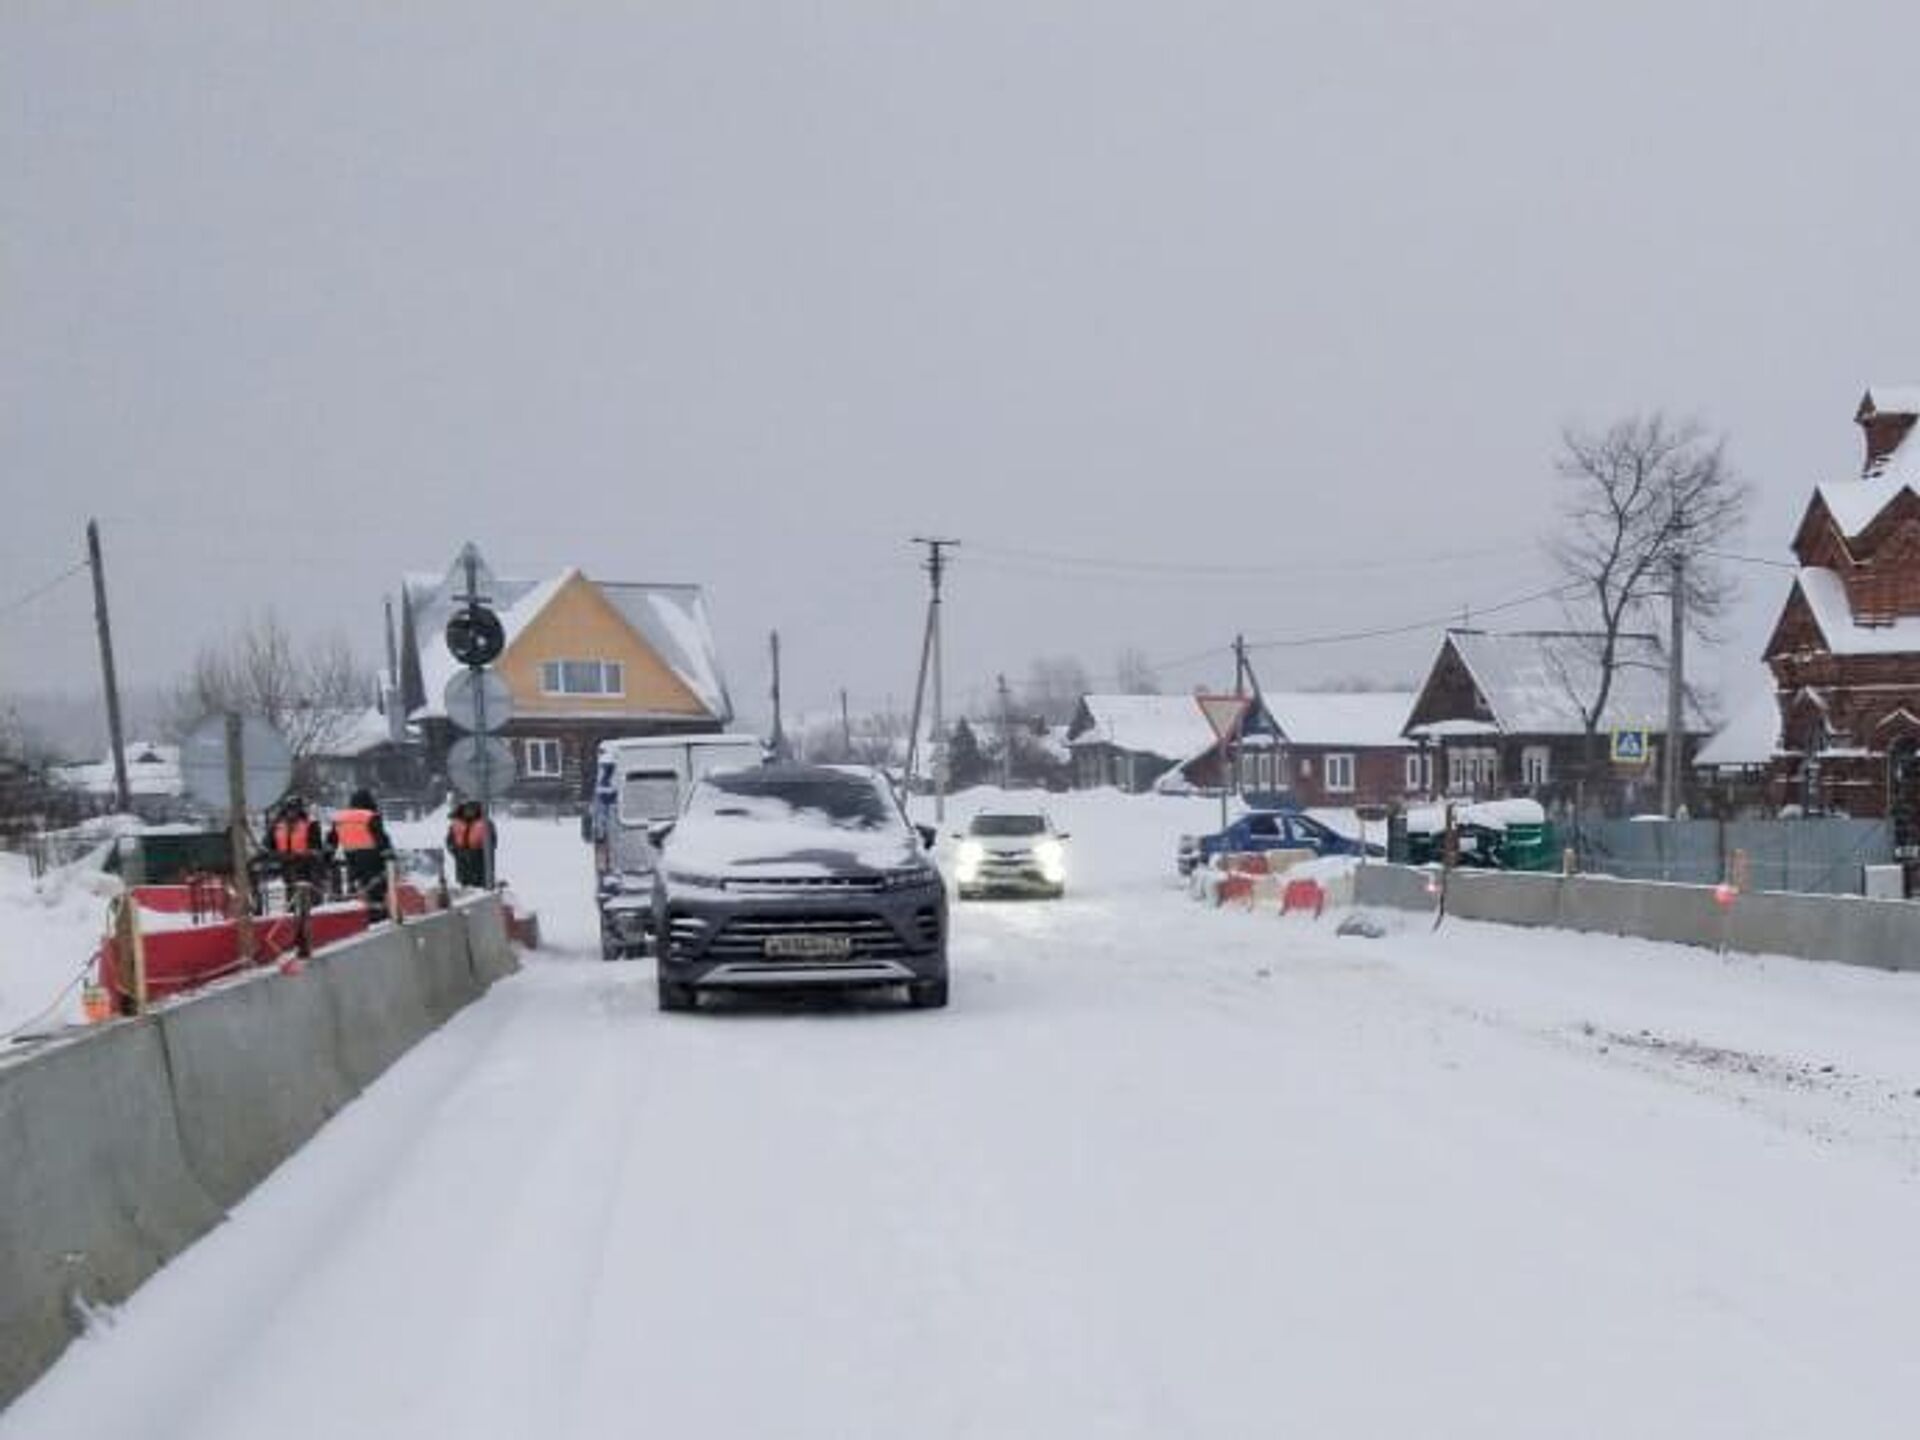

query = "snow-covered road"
[{"left": 7, "top": 792, "right": 1920, "bottom": 1438}]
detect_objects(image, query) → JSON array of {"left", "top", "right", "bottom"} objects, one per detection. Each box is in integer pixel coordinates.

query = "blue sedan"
[{"left": 1176, "top": 810, "right": 1377, "bottom": 876}]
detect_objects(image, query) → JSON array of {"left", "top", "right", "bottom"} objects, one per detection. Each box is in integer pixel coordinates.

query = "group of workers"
[{"left": 263, "top": 790, "right": 495, "bottom": 920}]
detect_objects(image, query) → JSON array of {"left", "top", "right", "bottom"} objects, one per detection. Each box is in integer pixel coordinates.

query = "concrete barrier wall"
[
  {"left": 0, "top": 897, "right": 519, "bottom": 1409},
  {"left": 1355, "top": 864, "right": 1920, "bottom": 974}
]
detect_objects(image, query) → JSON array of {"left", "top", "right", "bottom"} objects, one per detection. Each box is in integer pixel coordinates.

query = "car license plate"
[{"left": 763, "top": 933, "right": 853, "bottom": 960}]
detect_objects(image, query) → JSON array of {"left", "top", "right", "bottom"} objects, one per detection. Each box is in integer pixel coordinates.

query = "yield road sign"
[
  {"left": 1196, "top": 694, "right": 1252, "bottom": 742},
  {"left": 444, "top": 670, "right": 513, "bottom": 734}
]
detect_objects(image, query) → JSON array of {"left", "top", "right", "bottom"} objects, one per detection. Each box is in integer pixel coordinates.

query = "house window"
[
  {"left": 524, "top": 737, "right": 564, "bottom": 779},
  {"left": 1404, "top": 752, "right": 1428, "bottom": 792},
  {"left": 539, "top": 660, "right": 625, "bottom": 697},
  {"left": 1447, "top": 746, "right": 1499, "bottom": 794},
  {"left": 1522, "top": 746, "right": 1551, "bottom": 788},
  {"left": 1324, "top": 753, "right": 1356, "bottom": 793}
]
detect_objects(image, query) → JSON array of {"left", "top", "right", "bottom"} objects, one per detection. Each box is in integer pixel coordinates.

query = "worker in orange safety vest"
[
  {"left": 328, "top": 789, "right": 395, "bottom": 919},
  {"left": 446, "top": 801, "right": 495, "bottom": 888},
  {"left": 267, "top": 794, "right": 327, "bottom": 895}
]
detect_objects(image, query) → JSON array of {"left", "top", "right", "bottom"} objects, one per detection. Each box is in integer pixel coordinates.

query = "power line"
[
  {"left": 964, "top": 538, "right": 1543, "bottom": 581},
  {"left": 1702, "top": 548, "right": 1797, "bottom": 572},
  {"left": 0, "top": 557, "right": 88, "bottom": 618},
  {"left": 1242, "top": 581, "right": 1581, "bottom": 653}
]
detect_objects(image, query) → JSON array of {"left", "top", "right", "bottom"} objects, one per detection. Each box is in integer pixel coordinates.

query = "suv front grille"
[
  {"left": 724, "top": 875, "right": 887, "bottom": 895},
  {"left": 706, "top": 913, "right": 908, "bottom": 960}
]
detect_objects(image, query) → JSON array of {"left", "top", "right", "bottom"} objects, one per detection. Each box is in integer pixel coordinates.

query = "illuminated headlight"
[
  {"left": 956, "top": 839, "right": 984, "bottom": 882},
  {"left": 664, "top": 869, "right": 728, "bottom": 891},
  {"left": 884, "top": 865, "right": 941, "bottom": 890},
  {"left": 1034, "top": 839, "right": 1067, "bottom": 883}
]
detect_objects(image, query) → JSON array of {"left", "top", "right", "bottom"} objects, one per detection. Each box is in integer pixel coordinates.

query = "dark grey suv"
[{"left": 652, "top": 765, "right": 949, "bottom": 1012}]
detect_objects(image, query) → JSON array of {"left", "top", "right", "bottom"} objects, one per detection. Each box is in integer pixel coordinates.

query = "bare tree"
[
  {"left": 1024, "top": 656, "right": 1092, "bottom": 724},
  {"left": 1114, "top": 648, "right": 1161, "bottom": 695},
  {"left": 1549, "top": 413, "right": 1748, "bottom": 759},
  {"left": 169, "top": 613, "right": 375, "bottom": 777}
]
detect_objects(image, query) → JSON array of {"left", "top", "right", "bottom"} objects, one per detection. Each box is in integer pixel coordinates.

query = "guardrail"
[
  {"left": 0, "top": 898, "right": 520, "bottom": 1409},
  {"left": 1355, "top": 864, "right": 1920, "bottom": 974}
]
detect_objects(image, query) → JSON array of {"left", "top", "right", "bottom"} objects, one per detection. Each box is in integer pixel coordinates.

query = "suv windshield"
[
  {"left": 970, "top": 814, "right": 1046, "bottom": 837},
  {"left": 686, "top": 772, "right": 896, "bottom": 830}
]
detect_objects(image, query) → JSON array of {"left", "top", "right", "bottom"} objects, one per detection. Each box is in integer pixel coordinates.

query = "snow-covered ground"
[
  {"left": 0, "top": 843, "right": 118, "bottom": 1039},
  {"left": 6, "top": 789, "right": 1920, "bottom": 1437}
]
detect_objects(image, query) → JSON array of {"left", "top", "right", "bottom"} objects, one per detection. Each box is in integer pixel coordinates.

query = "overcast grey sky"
[{"left": 6, "top": 1, "right": 1920, "bottom": 737}]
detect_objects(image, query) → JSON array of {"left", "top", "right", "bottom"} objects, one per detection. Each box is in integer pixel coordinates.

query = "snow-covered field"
[{"left": 6, "top": 789, "right": 1920, "bottom": 1437}]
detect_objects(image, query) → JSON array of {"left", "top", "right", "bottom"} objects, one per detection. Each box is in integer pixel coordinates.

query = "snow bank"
[{"left": 0, "top": 846, "right": 120, "bottom": 1039}]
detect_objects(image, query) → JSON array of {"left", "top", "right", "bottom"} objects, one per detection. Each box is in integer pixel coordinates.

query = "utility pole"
[
  {"left": 1663, "top": 552, "right": 1686, "bottom": 818},
  {"left": 839, "top": 688, "right": 853, "bottom": 762},
  {"left": 456, "top": 544, "right": 497, "bottom": 888},
  {"left": 769, "top": 630, "right": 786, "bottom": 760},
  {"left": 86, "top": 519, "right": 131, "bottom": 812},
  {"left": 997, "top": 673, "right": 1013, "bottom": 790},
  {"left": 904, "top": 537, "right": 958, "bottom": 821},
  {"left": 383, "top": 596, "right": 403, "bottom": 743}
]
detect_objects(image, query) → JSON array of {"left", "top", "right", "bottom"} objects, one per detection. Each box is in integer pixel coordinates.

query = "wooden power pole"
[
  {"left": 1663, "top": 553, "right": 1686, "bottom": 818},
  {"left": 86, "top": 519, "right": 131, "bottom": 812}
]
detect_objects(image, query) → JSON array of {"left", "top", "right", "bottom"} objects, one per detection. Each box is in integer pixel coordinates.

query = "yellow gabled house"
[{"left": 400, "top": 549, "right": 734, "bottom": 799}]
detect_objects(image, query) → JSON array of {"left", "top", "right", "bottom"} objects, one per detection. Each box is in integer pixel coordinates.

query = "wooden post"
[
  {"left": 226, "top": 713, "right": 257, "bottom": 964},
  {"left": 87, "top": 520, "right": 132, "bottom": 812}
]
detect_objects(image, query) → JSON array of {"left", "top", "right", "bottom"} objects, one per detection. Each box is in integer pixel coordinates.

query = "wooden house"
[{"left": 399, "top": 550, "right": 733, "bottom": 803}]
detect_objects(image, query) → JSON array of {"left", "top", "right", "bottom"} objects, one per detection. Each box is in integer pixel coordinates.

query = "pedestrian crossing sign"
[{"left": 1611, "top": 727, "right": 1651, "bottom": 765}]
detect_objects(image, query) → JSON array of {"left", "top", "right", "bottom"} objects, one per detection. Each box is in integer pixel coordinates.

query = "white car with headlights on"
[{"left": 953, "top": 811, "right": 1070, "bottom": 899}]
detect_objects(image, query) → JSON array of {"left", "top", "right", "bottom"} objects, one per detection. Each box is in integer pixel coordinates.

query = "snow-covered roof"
[
  {"left": 1262, "top": 691, "right": 1417, "bottom": 749},
  {"left": 1790, "top": 567, "right": 1920, "bottom": 656},
  {"left": 313, "top": 706, "right": 401, "bottom": 759},
  {"left": 1069, "top": 695, "right": 1217, "bottom": 762},
  {"left": 1405, "top": 717, "right": 1504, "bottom": 739},
  {"left": 1816, "top": 385, "right": 1920, "bottom": 535},
  {"left": 404, "top": 555, "right": 732, "bottom": 722},
  {"left": 53, "top": 741, "right": 183, "bottom": 797},
  {"left": 1444, "top": 630, "right": 1707, "bottom": 737},
  {"left": 1864, "top": 383, "right": 1920, "bottom": 418},
  {"left": 1695, "top": 677, "right": 1781, "bottom": 769}
]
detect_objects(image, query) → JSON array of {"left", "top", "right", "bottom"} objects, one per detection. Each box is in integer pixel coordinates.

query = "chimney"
[{"left": 1857, "top": 388, "right": 1920, "bottom": 476}]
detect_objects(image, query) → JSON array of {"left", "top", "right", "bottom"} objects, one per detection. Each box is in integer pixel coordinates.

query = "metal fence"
[{"left": 1570, "top": 816, "right": 1892, "bottom": 895}]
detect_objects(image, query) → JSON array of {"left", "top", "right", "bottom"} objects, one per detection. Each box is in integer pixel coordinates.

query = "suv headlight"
[
  {"left": 956, "top": 840, "right": 984, "bottom": 881},
  {"left": 664, "top": 869, "right": 727, "bottom": 891},
  {"left": 884, "top": 865, "right": 941, "bottom": 890},
  {"left": 1034, "top": 839, "right": 1066, "bottom": 881}
]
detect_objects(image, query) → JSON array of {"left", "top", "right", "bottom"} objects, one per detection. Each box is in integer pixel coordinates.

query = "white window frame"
[
  {"left": 539, "top": 659, "right": 626, "bottom": 698},
  {"left": 1405, "top": 752, "right": 1427, "bottom": 792},
  {"left": 1522, "top": 745, "right": 1551, "bottom": 788},
  {"left": 524, "top": 737, "right": 564, "bottom": 779},
  {"left": 1323, "top": 752, "right": 1356, "bottom": 793},
  {"left": 1447, "top": 745, "right": 1499, "bottom": 795}
]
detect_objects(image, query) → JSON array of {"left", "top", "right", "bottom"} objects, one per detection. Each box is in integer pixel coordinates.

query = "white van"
[{"left": 589, "top": 734, "right": 766, "bottom": 957}]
